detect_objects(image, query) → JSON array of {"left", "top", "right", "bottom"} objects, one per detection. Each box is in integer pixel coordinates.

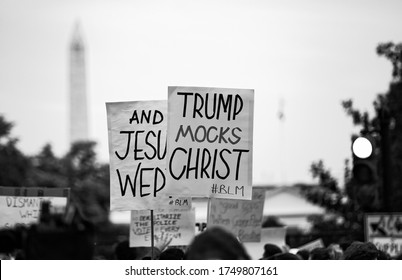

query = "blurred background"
[{"left": 1, "top": 0, "right": 402, "bottom": 259}]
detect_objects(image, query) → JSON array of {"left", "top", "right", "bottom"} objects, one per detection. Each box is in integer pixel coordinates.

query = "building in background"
[
  {"left": 262, "top": 186, "right": 325, "bottom": 231},
  {"left": 69, "top": 22, "right": 89, "bottom": 144}
]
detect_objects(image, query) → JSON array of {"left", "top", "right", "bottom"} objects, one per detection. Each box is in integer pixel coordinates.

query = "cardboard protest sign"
[
  {"left": 166, "top": 86, "right": 254, "bottom": 199},
  {"left": 129, "top": 208, "right": 195, "bottom": 247},
  {"left": 297, "top": 238, "right": 325, "bottom": 252},
  {"left": 243, "top": 227, "right": 287, "bottom": 260},
  {"left": 365, "top": 213, "right": 402, "bottom": 257},
  {"left": 106, "top": 101, "right": 191, "bottom": 211},
  {"left": 208, "top": 187, "right": 265, "bottom": 242},
  {"left": 371, "top": 237, "right": 402, "bottom": 257},
  {"left": 0, "top": 187, "right": 69, "bottom": 229}
]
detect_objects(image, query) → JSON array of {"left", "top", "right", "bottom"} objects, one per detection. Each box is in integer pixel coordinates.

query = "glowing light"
[{"left": 352, "top": 137, "right": 373, "bottom": 159}]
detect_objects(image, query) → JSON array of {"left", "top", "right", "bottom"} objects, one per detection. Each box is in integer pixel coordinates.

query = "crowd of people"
[
  {"left": 2, "top": 224, "right": 402, "bottom": 260},
  {"left": 1, "top": 203, "right": 401, "bottom": 260},
  {"left": 113, "top": 227, "right": 402, "bottom": 260}
]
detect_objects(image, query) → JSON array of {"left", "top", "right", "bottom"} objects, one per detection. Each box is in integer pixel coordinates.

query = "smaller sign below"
[
  {"left": 0, "top": 187, "right": 70, "bottom": 229},
  {"left": 372, "top": 237, "right": 402, "bottom": 258},
  {"left": 130, "top": 208, "right": 195, "bottom": 247},
  {"left": 365, "top": 213, "right": 402, "bottom": 257},
  {"left": 208, "top": 187, "right": 265, "bottom": 242}
]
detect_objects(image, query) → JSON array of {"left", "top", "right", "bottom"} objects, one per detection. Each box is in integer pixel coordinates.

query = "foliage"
[
  {"left": 0, "top": 115, "right": 110, "bottom": 226},
  {"left": 303, "top": 42, "right": 402, "bottom": 237},
  {"left": 0, "top": 115, "right": 32, "bottom": 186}
]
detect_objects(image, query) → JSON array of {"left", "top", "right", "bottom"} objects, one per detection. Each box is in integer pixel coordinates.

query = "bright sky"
[{"left": 0, "top": 0, "right": 401, "bottom": 186}]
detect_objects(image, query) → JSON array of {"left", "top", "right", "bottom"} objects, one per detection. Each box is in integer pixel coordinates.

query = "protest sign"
[
  {"left": 129, "top": 208, "right": 195, "bottom": 247},
  {"left": 297, "top": 238, "right": 325, "bottom": 252},
  {"left": 243, "top": 227, "right": 287, "bottom": 260},
  {"left": 106, "top": 101, "right": 191, "bottom": 211},
  {"left": 365, "top": 213, "right": 402, "bottom": 257},
  {"left": 372, "top": 237, "right": 402, "bottom": 257},
  {"left": 0, "top": 187, "right": 69, "bottom": 229},
  {"left": 208, "top": 187, "right": 265, "bottom": 242},
  {"left": 166, "top": 86, "right": 254, "bottom": 199}
]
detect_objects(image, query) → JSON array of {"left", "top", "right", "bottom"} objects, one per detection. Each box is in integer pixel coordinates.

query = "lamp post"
[{"left": 378, "top": 105, "right": 391, "bottom": 212}]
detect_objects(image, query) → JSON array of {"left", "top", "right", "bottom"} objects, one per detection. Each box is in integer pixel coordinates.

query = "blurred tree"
[
  {"left": 0, "top": 115, "right": 31, "bottom": 186},
  {"left": 376, "top": 42, "right": 402, "bottom": 212},
  {"left": 343, "top": 42, "right": 402, "bottom": 212},
  {"left": 61, "top": 141, "right": 110, "bottom": 225},
  {"left": 28, "top": 141, "right": 110, "bottom": 226},
  {"left": 0, "top": 115, "right": 110, "bottom": 226},
  {"left": 30, "top": 144, "right": 68, "bottom": 188},
  {"left": 302, "top": 42, "right": 402, "bottom": 239},
  {"left": 301, "top": 161, "right": 363, "bottom": 237}
]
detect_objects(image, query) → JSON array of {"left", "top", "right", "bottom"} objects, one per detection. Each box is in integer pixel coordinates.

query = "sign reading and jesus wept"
[
  {"left": 106, "top": 101, "right": 191, "bottom": 211},
  {"left": 129, "top": 208, "right": 195, "bottom": 247},
  {"left": 0, "top": 187, "right": 69, "bottom": 229},
  {"left": 166, "top": 86, "right": 254, "bottom": 199},
  {"left": 208, "top": 187, "right": 265, "bottom": 242}
]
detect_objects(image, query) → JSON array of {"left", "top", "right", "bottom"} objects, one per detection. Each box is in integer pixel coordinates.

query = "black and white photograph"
[{"left": 1, "top": 0, "right": 402, "bottom": 278}]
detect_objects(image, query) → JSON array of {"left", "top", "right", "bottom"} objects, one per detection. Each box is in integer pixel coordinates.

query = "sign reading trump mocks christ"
[{"left": 166, "top": 86, "right": 254, "bottom": 200}]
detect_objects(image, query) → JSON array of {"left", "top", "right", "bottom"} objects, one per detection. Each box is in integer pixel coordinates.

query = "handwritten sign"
[
  {"left": 107, "top": 101, "right": 191, "bottom": 211},
  {"left": 166, "top": 86, "right": 254, "bottom": 199},
  {"left": 129, "top": 208, "right": 195, "bottom": 247},
  {"left": 243, "top": 227, "right": 287, "bottom": 260},
  {"left": 0, "top": 187, "right": 69, "bottom": 229},
  {"left": 365, "top": 213, "right": 402, "bottom": 238},
  {"left": 208, "top": 187, "right": 265, "bottom": 242},
  {"left": 372, "top": 237, "right": 402, "bottom": 258},
  {"left": 365, "top": 213, "right": 402, "bottom": 257}
]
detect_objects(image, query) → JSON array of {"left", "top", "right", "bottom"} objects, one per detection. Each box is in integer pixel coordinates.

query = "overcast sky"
[{"left": 0, "top": 0, "right": 401, "bottom": 186}]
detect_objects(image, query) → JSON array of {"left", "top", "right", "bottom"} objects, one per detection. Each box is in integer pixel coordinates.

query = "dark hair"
[
  {"left": 343, "top": 242, "right": 379, "bottom": 260},
  {"left": 339, "top": 241, "right": 353, "bottom": 252},
  {"left": 263, "top": 243, "right": 282, "bottom": 259},
  {"left": 296, "top": 249, "right": 310, "bottom": 260},
  {"left": 185, "top": 227, "right": 251, "bottom": 260},
  {"left": 267, "top": 252, "right": 301, "bottom": 260},
  {"left": 114, "top": 240, "right": 138, "bottom": 260},
  {"left": 376, "top": 250, "right": 391, "bottom": 260},
  {"left": 159, "top": 248, "right": 185, "bottom": 260},
  {"left": 0, "top": 230, "right": 19, "bottom": 254},
  {"left": 310, "top": 248, "right": 332, "bottom": 260}
]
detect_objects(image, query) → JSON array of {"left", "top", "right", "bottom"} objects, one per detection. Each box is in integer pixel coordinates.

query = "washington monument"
[{"left": 69, "top": 23, "right": 89, "bottom": 144}]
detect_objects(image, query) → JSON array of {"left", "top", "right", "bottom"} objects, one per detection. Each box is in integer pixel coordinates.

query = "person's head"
[
  {"left": 296, "top": 249, "right": 310, "bottom": 260},
  {"left": 185, "top": 227, "right": 250, "bottom": 260},
  {"left": 262, "top": 243, "right": 282, "bottom": 259},
  {"left": 268, "top": 252, "right": 301, "bottom": 260},
  {"left": 327, "top": 243, "right": 343, "bottom": 260},
  {"left": 339, "top": 240, "right": 353, "bottom": 252},
  {"left": 159, "top": 248, "right": 185, "bottom": 260},
  {"left": 309, "top": 248, "right": 333, "bottom": 260},
  {"left": 0, "top": 230, "right": 19, "bottom": 255},
  {"left": 376, "top": 250, "right": 391, "bottom": 260},
  {"left": 343, "top": 242, "right": 379, "bottom": 260},
  {"left": 114, "top": 240, "right": 138, "bottom": 260}
]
